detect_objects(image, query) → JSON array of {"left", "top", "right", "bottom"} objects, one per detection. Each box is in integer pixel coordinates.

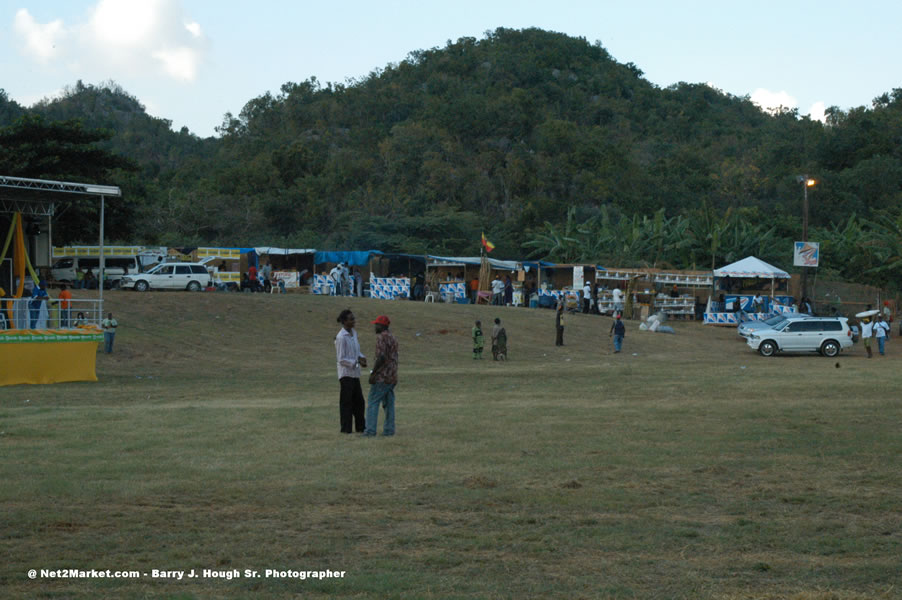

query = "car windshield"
[
  {"left": 773, "top": 320, "right": 794, "bottom": 331},
  {"left": 763, "top": 315, "right": 786, "bottom": 326}
]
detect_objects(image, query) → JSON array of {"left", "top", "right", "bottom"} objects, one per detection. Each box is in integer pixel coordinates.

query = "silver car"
[{"left": 746, "top": 317, "right": 853, "bottom": 357}]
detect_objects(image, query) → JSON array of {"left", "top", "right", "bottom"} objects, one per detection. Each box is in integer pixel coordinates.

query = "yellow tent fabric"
[{"left": 0, "top": 328, "right": 103, "bottom": 386}]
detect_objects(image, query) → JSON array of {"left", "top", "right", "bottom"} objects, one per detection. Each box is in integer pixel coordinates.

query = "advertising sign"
[{"left": 794, "top": 242, "right": 819, "bottom": 267}]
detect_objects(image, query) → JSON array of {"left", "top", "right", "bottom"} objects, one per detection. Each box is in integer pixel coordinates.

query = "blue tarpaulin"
[{"left": 314, "top": 251, "right": 381, "bottom": 267}]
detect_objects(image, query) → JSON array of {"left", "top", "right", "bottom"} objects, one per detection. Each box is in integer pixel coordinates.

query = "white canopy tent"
[
  {"left": 714, "top": 256, "right": 790, "bottom": 308},
  {"left": 713, "top": 256, "right": 790, "bottom": 279}
]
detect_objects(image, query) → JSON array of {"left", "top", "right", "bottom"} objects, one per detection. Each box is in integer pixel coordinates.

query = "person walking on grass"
[
  {"left": 472, "top": 320, "right": 485, "bottom": 359},
  {"left": 610, "top": 314, "right": 625, "bottom": 353},
  {"left": 363, "top": 315, "right": 399, "bottom": 437},
  {"left": 555, "top": 301, "right": 565, "bottom": 346},
  {"left": 335, "top": 309, "right": 367, "bottom": 434},
  {"left": 492, "top": 317, "right": 507, "bottom": 361},
  {"left": 101, "top": 312, "right": 118, "bottom": 353},
  {"left": 861, "top": 316, "right": 874, "bottom": 358},
  {"left": 874, "top": 313, "right": 890, "bottom": 356}
]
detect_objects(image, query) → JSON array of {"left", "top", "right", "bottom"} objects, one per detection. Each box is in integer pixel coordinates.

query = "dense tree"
[{"left": 2, "top": 29, "right": 900, "bottom": 289}]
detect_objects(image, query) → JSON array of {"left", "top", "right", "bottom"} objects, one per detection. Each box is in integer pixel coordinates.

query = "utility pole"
[{"left": 798, "top": 176, "right": 815, "bottom": 301}]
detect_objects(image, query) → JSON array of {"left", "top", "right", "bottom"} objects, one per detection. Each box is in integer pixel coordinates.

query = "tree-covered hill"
[{"left": 2, "top": 27, "right": 901, "bottom": 285}]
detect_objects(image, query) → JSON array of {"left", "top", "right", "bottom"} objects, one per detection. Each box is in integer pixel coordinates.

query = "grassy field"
[{"left": 2, "top": 290, "right": 901, "bottom": 599}]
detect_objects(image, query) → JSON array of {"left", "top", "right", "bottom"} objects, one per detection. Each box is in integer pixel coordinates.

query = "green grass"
[{"left": 2, "top": 291, "right": 901, "bottom": 599}]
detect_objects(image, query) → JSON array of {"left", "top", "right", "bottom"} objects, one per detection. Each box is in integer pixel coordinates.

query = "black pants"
[
  {"left": 339, "top": 377, "right": 366, "bottom": 433},
  {"left": 556, "top": 326, "right": 564, "bottom": 346}
]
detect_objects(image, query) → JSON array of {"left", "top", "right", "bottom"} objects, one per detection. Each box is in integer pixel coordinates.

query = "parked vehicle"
[
  {"left": 737, "top": 314, "right": 795, "bottom": 339},
  {"left": 746, "top": 317, "right": 854, "bottom": 357},
  {"left": 119, "top": 263, "right": 212, "bottom": 292},
  {"left": 51, "top": 256, "right": 140, "bottom": 286}
]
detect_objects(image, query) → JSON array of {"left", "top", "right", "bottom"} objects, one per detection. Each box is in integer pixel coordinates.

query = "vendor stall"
[
  {"left": 1, "top": 175, "right": 118, "bottom": 385},
  {"left": 705, "top": 256, "right": 793, "bottom": 326},
  {"left": 313, "top": 250, "right": 381, "bottom": 296},
  {"left": 254, "top": 247, "right": 316, "bottom": 290},
  {"left": 427, "top": 256, "right": 527, "bottom": 304},
  {"left": 371, "top": 254, "right": 426, "bottom": 300}
]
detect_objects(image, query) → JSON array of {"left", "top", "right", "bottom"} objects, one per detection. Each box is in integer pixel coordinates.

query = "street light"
[{"left": 797, "top": 175, "right": 816, "bottom": 300}]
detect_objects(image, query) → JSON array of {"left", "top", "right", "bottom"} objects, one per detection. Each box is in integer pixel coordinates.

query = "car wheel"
[
  {"left": 821, "top": 340, "right": 840, "bottom": 357},
  {"left": 187, "top": 281, "right": 201, "bottom": 292},
  {"left": 135, "top": 280, "right": 149, "bottom": 292},
  {"left": 758, "top": 340, "right": 777, "bottom": 357}
]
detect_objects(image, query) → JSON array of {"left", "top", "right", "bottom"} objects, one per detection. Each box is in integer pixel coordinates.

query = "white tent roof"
[
  {"left": 428, "top": 256, "right": 522, "bottom": 270},
  {"left": 254, "top": 247, "right": 315, "bottom": 255},
  {"left": 714, "top": 256, "right": 790, "bottom": 279}
]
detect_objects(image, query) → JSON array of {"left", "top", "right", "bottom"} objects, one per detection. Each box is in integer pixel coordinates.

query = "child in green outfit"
[{"left": 472, "top": 320, "right": 484, "bottom": 359}]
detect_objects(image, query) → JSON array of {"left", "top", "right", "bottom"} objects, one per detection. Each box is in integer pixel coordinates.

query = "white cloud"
[
  {"left": 185, "top": 21, "right": 202, "bottom": 38},
  {"left": 152, "top": 47, "right": 201, "bottom": 81},
  {"left": 807, "top": 101, "right": 827, "bottom": 123},
  {"left": 13, "top": 9, "right": 65, "bottom": 63},
  {"left": 12, "top": 0, "right": 207, "bottom": 83},
  {"left": 751, "top": 88, "right": 798, "bottom": 114}
]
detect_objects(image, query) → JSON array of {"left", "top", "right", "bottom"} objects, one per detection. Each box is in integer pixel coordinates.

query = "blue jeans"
[
  {"left": 364, "top": 383, "right": 396, "bottom": 436},
  {"left": 104, "top": 332, "right": 115, "bottom": 353},
  {"left": 613, "top": 334, "right": 624, "bottom": 352},
  {"left": 878, "top": 337, "right": 886, "bottom": 355}
]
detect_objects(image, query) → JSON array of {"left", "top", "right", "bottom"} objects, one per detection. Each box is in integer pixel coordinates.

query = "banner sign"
[{"left": 794, "top": 242, "right": 819, "bottom": 267}]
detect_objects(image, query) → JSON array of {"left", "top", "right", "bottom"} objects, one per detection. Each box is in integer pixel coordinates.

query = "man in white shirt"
[
  {"left": 612, "top": 287, "right": 624, "bottom": 315},
  {"left": 491, "top": 276, "right": 504, "bottom": 306},
  {"left": 874, "top": 314, "right": 890, "bottom": 356},
  {"left": 335, "top": 309, "right": 367, "bottom": 433},
  {"left": 752, "top": 294, "right": 765, "bottom": 313},
  {"left": 582, "top": 282, "right": 592, "bottom": 313},
  {"left": 329, "top": 264, "right": 343, "bottom": 296},
  {"left": 861, "top": 317, "right": 874, "bottom": 358}
]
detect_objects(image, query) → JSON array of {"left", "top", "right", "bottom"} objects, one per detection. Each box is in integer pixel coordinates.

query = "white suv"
[
  {"left": 120, "top": 262, "right": 212, "bottom": 292},
  {"left": 746, "top": 317, "right": 854, "bottom": 357}
]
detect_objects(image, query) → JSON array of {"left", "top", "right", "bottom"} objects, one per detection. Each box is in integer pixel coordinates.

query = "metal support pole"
[
  {"left": 800, "top": 178, "right": 809, "bottom": 301},
  {"left": 99, "top": 194, "right": 105, "bottom": 319}
]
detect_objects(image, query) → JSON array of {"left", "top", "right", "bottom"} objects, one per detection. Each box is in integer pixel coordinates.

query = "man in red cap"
[{"left": 364, "top": 315, "right": 399, "bottom": 437}]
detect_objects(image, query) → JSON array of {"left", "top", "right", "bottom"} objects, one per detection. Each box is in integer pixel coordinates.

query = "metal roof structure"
[{"left": 0, "top": 175, "right": 121, "bottom": 217}]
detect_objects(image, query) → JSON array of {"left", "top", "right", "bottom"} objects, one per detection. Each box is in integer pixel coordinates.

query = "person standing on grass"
[
  {"left": 468, "top": 276, "right": 479, "bottom": 304},
  {"left": 491, "top": 275, "right": 504, "bottom": 306},
  {"left": 335, "top": 309, "right": 367, "bottom": 434},
  {"left": 860, "top": 316, "right": 874, "bottom": 358},
  {"left": 612, "top": 286, "right": 624, "bottom": 316},
  {"left": 102, "top": 312, "right": 118, "bottom": 353},
  {"left": 492, "top": 317, "right": 507, "bottom": 361},
  {"left": 364, "top": 315, "right": 399, "bottom": 437},
  {"left": 248, "top": 263, "right": 259, "bottom": 292},
  {"left": 55, "top": 284, "right": 72, "bottom": 328},
  {"left": 874, "top": 313, "right": 890, "bottom": 356},
  {"left": 472, "top": 320, "right": 485, "bottom": 359},
  {"left": 555, "top": 301, "right": 565, "bottom": 346},
  {"left": 610, "top": 314, "right": 625, "bottom": 353},
  {"left": 330, "top": 264, "right": 343, "bottom": 296}
]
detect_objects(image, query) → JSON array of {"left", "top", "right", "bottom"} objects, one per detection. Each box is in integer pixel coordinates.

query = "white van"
[{"left": 51, "top": 256, "right": 141, "bottom": 285}]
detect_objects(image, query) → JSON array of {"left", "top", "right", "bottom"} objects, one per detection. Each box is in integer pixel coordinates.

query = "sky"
[{"left": 2, "top": 0, "right": 901, "bottom": 138}]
